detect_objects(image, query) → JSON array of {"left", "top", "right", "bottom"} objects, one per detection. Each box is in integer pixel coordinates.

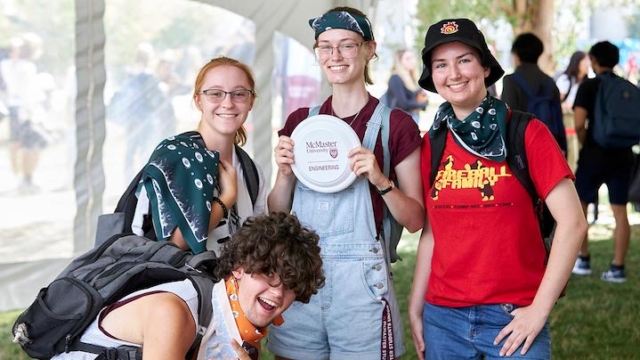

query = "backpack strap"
[
  {"left": 505, "top": 110, "right": 556, "bottom": 253},
  {"left": 377, "top": 105, "right": 399, "bottom": 264},
  {"left": 512, "top": 73, "right": 555, "bottom": 100},
  {"left": 511, "top": 73, "right": 535, "bottom": 99},
  {"left": 235, "top": 145, "right": 259, "bottom": 207},
  {"left": 72, "top": 343, "right": 141, "bottom": 360},
  {"left": 511, "top": 73, "right": 538, "bottom": 99},
  {"left": 184, "top": 274, "right": 216, "bottom": 360},
  {"left": 115, "top": 169, "right": 145, "bottom": 235},
  {"left": 505, "top": 110, "right": 538, "bottom": 203},
  {"left": 66, "top": 341, "right": 142, "bottom": 360},
  {"left": 429, "top": 122, "right": 448, "bottom": 187}
]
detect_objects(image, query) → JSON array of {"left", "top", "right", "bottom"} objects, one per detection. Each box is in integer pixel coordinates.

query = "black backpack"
[
  {"left": 12, "top": 233, "right": 218, "bottom": 360},
  {"left": 511, "top": 73, "right": 567, "bottom": 156},
  {"left": 95, "top": 131, "right": 260, "bottom": 245},
  {"left": 429, "top": 110, "right": 556, "bottom": 258},
  {"left": 591, "top": 72, "right": 640, "bottom": 148}
]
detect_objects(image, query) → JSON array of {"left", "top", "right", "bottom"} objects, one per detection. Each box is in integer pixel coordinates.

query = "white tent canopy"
[{"left": 0, "top": 0, "right": 381, "bottom": 311}]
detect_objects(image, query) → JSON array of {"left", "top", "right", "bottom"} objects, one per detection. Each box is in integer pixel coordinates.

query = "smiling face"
[
  {"left": 195, "top": 65, "right": 254, "bottom": 138},
  {"left": 315, "top": 28, "right": 374, "bottom": 86},
  {"left": 232, "top": 268, "right": 297, "bottom": 328},
  {"left": 430, "top": 41, "right": 489, "bottom": 118}
]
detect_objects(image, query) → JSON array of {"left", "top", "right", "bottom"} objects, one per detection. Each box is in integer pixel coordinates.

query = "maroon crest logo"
[{"left": 329, "top": 148, "right": 338, "bottom": 158}]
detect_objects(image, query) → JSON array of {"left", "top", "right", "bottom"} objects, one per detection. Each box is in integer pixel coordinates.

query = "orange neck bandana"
[{"left": 225, "top": 276, "right": 284, "bottom": 344}]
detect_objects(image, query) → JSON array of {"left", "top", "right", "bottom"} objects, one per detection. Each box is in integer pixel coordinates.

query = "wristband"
[{"left": 212, "top": 197, "right": 229, "bottom": 218}]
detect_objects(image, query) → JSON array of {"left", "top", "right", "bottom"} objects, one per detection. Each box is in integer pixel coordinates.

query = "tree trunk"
[
  {"left": 533, "top": 0, "right": 556, "bottom": 75},
  {"left": 510, "top": 0, "right": 555, "bottom": 75}
]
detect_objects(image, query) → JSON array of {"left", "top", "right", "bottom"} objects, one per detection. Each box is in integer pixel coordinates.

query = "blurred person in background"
[
  {"left": 555, "top": 50, "right": 589, "bottom": 172},
  {"left": 385, "top": 48, "right": 429, "bottom": 125},
  {"left": 0, "top": 33, "right": 48, "bottom": 192}
]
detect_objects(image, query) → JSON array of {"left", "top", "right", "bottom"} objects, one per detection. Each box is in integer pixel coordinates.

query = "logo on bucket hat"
[
  {"left": 418, "top": 18, "right": 504, "bottom": 93},
  {"left": 440, "top": 21, "right": 459, "bottom": 35}
]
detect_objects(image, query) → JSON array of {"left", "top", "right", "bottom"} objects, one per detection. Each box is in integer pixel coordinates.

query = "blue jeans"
[{"left": 423, "top": 302, "right": 551, "bottom": 359}]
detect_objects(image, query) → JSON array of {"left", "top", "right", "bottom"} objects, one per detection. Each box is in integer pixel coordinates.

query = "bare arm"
[
  {"left": 574, "top": 106, "right": 588, "bottom": 146},
  {"left": 494, "top": 178, "right": 587, "bottom": 356},
  {"left": 101, "top": 292, "right": 196, "bottom": 360},
  {"left": 382, "top": 148, "right": 425, "bottom": 232},
  {"left": 267, "top": 135, "right": 297, "bottom": 212},
  {"left": 408, "top": 212, "right": 434, "bottom": 360}
]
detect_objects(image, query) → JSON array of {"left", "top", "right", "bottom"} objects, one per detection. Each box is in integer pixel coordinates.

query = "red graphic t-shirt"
[{"left": 421, "top": 118, "right": 573, "bottom": 307}]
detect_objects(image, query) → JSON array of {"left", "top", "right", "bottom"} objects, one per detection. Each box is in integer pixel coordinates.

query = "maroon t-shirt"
[{"left": 279, "top": 95, "right": 422, "bottom": 234}]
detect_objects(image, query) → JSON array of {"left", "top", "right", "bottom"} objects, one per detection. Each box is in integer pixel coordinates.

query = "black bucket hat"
[{"left": 418, "top": 18, "right": 504, "bottom": 93}]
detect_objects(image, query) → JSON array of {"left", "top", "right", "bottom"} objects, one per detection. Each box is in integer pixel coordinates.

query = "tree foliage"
[
  {"left": 414, "top": 0, "right": 570, "bottom": 73},
  {"left": 415, "top": 0, "right": 639, "bottom": 74}
]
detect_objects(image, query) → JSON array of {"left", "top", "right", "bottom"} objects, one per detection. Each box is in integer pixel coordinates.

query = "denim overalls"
[{"left": 268, "top": 104, "right": 404, "bottom": 360}]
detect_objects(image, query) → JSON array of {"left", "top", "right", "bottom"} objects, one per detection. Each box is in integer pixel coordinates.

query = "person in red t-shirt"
[{"left": 408, "top": 18, "right": 587, "bottom": 359}]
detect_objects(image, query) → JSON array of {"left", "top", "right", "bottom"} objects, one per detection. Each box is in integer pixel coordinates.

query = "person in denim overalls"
[{"left": 267, "top": 6, "right": 425, "bottom": 360}]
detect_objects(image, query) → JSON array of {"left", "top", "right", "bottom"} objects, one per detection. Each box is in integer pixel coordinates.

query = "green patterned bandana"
[
  {"left": 430, "top": 94, "right": 508, "bottom": 162},
  {"left": 142, "top": 133, "right": 220, "bottom": 254},
  {"left": 308, "top": 11, "right": 374, "bottom": 41}
]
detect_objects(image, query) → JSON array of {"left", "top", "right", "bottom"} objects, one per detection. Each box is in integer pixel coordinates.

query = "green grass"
[{"left": 2, "top": 225, "right": 639, "bottom": 359}]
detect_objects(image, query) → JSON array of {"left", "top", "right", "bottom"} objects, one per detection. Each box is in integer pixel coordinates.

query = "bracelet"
[{"left": 212, "top": 197, "right": 229, "bottom": 219}]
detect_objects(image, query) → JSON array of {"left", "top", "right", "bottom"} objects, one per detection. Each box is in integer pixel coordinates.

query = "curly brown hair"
[{"left": 214, "top": 212, "right": 325, "bottom": 303}]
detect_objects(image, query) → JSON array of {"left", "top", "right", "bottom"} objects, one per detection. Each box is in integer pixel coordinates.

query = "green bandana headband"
[{"left": 309, "top": 11, "right": 374, "bottom": 41}]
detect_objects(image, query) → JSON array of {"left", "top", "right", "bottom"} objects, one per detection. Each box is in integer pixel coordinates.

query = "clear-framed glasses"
[
  {"left": 314, "top": 42, "right": 366, "bottom": 59},
  {"left": 200, "top": 88, "right": 253, "bottom": 103}
]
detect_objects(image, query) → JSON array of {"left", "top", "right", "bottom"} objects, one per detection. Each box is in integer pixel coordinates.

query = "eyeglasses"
[
  {"left": 314, "top": 42, "right": 366, "bottom": 59},
  {"left": 200, "top": 88, "right": 253, "bottom": 103}
]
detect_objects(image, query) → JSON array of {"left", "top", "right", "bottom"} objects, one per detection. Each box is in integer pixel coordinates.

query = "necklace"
[{"left": 332, "top": 107, "right": 362, "bottom": 127}]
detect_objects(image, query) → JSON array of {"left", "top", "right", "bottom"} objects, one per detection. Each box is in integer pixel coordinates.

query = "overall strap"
[
  {"left": 362, "top": 103, "right": 386, "bottom": 150},
  {"left": 308, "top": 105, "right": 320, "bottom": 116},
  {"left": 379, "top": 105, "right": 393, "bottom": 177}
]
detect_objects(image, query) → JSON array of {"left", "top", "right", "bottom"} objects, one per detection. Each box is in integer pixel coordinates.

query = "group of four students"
[{"left": 57, "top": 6, "right": 588, "bottom": 360}]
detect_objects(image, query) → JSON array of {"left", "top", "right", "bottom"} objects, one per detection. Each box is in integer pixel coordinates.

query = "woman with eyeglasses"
[
  {"left": 130, "top": 56, "right": 267, "bottom": 255},
  {"left": 267, "top": 6, "right": 424, "bottom": 359}
]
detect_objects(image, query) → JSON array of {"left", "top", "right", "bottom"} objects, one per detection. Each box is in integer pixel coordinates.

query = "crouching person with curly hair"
[{"left": 51, "top": 212, "right": 325, "bottom": 360}]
